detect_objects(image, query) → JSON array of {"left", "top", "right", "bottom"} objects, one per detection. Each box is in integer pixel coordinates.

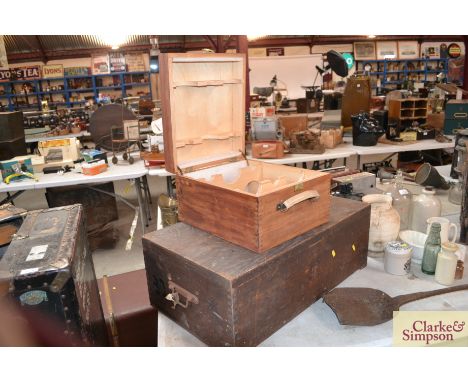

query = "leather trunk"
[
  {"left": 0, "top": 204, "right": 108, "bottom": 346},
  {"left": 143, "top": 197, "right": 370, "bottom": 346},
  {"left": 97, "top": 269, "right": 158, "bottom": 347},
  {"left": 45, "top": 183, "right": 119, "bottom": 251}
]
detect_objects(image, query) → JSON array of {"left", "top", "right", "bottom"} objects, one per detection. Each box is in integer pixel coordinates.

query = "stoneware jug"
[
  {"left": 362, "top": 194, "right": 401, "bottom": 256},
  {"left": 426, "top": 217, "right": 458, "bottom": 243}
]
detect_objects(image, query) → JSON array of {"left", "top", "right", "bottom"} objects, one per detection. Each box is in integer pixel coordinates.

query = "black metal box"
[{"left": 0, "top": 204, "right": 108, "bottom": 346}]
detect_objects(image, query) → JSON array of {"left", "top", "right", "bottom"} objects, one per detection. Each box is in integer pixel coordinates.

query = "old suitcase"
[
  {"left": 160, "top": 53, "right": 331, "bottom": 253},
  {"left": 45, "top": 183, "right": 118, "bottom": 231},
  {"left": 97, "top": 269, "right": 158, "bottom": 347},
  {"left": 0, "top": 204, "right": 108, "bottom": 346},
  {"left": 45, "top": 183, "right": 119, "bottom": 251},
  {"left": 143, "top": 196, "right": 370, "bottom": 346}
]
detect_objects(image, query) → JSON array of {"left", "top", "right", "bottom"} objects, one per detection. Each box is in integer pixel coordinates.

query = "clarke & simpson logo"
[{"left": 393, "top": 311, "right": 468, "bottom": 347}]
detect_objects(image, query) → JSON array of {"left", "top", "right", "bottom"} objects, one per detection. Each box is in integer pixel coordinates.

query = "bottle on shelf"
[
  {"left": 422, "top": 222, "right": 442, "bottom": 275},
  {"left": 435, "top": 242, "right": 459, "bottom": 285},
  {"left": 410, "top": 186, "right": 441, "bottom": 233},
  {"left": 455, "top": 250, "right": 465, "bottom": 280}
]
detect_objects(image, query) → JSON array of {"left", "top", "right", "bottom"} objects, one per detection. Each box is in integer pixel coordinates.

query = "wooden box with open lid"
[{"left": 160, "top": 53, "right": 331, "bottom": 252}]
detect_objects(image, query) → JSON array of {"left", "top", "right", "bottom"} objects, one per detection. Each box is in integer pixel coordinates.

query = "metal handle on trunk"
[
  {"left": 454, "top": 112, "right": 467, "bottom": 119},
  {"left": 277, "top": 190, "right": 320, "bottom": 212},
  {"left": 165, "top": 280, "right": 199, "bottom": 310}
]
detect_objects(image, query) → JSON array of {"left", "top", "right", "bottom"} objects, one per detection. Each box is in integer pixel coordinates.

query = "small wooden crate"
[{"left": 160, "top": 53, "right": 331, "bottom": 253}]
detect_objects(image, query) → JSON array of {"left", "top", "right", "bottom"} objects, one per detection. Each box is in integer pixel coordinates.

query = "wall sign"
[
  {"left": 353, "top": 42, "right": 376, "bottom": 60},
  {"left": 397, "top": 41, "right": 419, "bottom": 60},
  {"left": 64, "top": 66, "right": 90, "bottom": 76},
  {"left": 448, "top": 43, "right": 461, "bottom": 58},
  {"left": 376, "top": 41, "right": 398, "bottom": 59},
  {"left": 109, "top": 52, "right": 126, "bottom": 72},
  {"left": 424, "top": 45, "right": 440, "bottom": 58},
  {"left": 125, "top": 53, "right": 145, "bottom": 72},
  {"left": 42, "top": 64, "right": 64, "bottom": 78},
  {"left": 91, "top": 54, "right": 110, "bottom": 75},
  {"left": 0, "top": 66, "right": 41, "bottom": 82},
  {"left": 266, "top": 48, "right": 284, "bottom": 56}
]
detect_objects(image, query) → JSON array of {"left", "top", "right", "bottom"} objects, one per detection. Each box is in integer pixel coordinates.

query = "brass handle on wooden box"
[{"left": 277, "top": 190, "right": 320, "bottom": 212}]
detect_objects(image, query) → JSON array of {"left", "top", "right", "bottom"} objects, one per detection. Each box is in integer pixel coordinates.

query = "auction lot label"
[{"left": 393, "top": 311, "right": 468, "bottom": 347}]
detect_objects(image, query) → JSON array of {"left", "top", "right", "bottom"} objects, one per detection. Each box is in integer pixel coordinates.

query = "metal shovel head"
[{"left": 323, "top": 287, "right": 396, "bottom": 326}]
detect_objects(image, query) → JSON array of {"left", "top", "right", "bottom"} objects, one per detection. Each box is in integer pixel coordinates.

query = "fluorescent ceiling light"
[
  {"left": 98, "top": 34, "right": 130, "bottom": 50},
  {"left": 247, "top": 35, "right": 268, "bottom": 41}
]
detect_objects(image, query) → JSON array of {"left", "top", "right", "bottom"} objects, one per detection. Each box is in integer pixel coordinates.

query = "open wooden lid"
[{"left": 159, "top": 53, "right": 246, "bottom": 174}]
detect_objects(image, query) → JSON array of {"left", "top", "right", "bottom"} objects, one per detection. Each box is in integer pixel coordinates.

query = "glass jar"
[
  {"left": 389, "top": 170, "right": 412, "bottom": 230},
  {"left": 448, "top": 181, "right": 463, "bottom": 205},
  {"left": 410, "top": 187, "right": 441, "bottom": 233}
]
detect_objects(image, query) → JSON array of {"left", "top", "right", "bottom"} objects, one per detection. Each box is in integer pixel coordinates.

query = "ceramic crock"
[{"left": 362, "top": 194, "right": 401, "bottom": 256}]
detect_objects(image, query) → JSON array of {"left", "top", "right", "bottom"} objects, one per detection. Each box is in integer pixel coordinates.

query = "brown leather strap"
[{"left": 102, "top": 275, "right": 120, "bottom": 346}]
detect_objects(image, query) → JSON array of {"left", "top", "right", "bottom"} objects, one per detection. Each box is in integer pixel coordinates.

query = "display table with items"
[
  {"left": 352, "top": 137, "right": 455, "bottom": 170},
  {"left": 151, "top": 173, "right": 467, "bottom": 347},
  {"left": 0, "top": 154, "right": 152, "bottom": 235}
]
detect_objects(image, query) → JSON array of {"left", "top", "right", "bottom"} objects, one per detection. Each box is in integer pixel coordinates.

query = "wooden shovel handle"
[
  {"left": 277, "top": 190, "right": 320, "bottom": 212},
  {"left": 394, "top": 284, "right": 468, "bottom": 308}
]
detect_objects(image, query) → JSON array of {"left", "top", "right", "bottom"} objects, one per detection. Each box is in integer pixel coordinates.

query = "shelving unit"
[
  {"left": 0, "top": 71, "right": 153, "bottom": 111},
  {"left": 355, "top": 58, "right": 449, "bottom": 89},
  {"left": 388, "top": 98, "right": 429, "bottom": 129}
]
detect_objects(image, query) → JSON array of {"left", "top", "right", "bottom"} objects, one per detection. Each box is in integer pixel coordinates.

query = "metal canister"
[
  {"left": 158, "top": 194, "right": 178, "bottom": 227},
  {"left": 384, "top": 241, "right": 413, "bottom": 275}
]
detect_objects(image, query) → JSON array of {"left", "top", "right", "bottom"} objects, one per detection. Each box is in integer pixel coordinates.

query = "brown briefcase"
[{"left": 98, "top": 269, "right": 158, "bottom": 347}]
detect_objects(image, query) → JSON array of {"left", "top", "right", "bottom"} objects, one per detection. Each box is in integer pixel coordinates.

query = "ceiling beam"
[
  {"left": 35, "top": 35, "right": 48, "bottom": 64},
  {"left": 203, "top": 36, "right": 217, "bottom": 51}
]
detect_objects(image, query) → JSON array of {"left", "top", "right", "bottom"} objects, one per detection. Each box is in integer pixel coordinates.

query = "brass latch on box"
[{"left": 165, "top": 280, "right": 199, "bottom": 309}]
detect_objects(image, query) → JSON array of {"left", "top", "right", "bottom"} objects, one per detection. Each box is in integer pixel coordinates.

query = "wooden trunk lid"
[{"left": 159, "top": 53, "right": 246, "bottom": 174}]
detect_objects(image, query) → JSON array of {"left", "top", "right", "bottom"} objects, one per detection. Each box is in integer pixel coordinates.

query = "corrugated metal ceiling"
[
  {"left": 3, "top": 35, "right": 465, "bottom": 63},
  {"left": 3, "top": 35, "right": 211, "bottom": 54}
]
